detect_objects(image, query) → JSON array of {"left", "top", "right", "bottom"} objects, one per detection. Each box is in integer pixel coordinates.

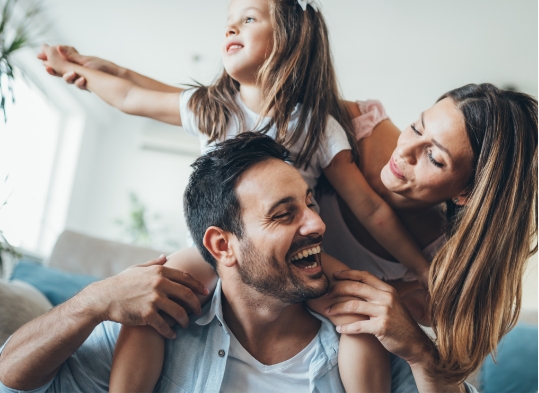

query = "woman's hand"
[
  {"left": 324, "top": 269, "right": 433, "bottom": 365},
  {"left": 37, "top": 45, "right": 121, "bottom": 90}
]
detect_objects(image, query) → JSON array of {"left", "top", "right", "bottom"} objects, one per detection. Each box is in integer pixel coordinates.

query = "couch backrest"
[{"left": 45, "top": 230, "right": 166, "bottom": 279}]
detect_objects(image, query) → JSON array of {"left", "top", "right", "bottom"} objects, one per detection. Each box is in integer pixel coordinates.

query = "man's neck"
[{"left": 221, "top": 278, "right": 321, "bottom": 366}]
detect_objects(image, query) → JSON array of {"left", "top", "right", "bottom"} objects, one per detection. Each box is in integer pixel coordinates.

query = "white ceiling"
[{"left": 39, "top": 0, "right": 538, "bottom": 128}]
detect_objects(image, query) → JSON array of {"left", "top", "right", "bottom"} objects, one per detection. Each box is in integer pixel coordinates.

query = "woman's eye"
[
  {"left": 411, "top": 124, "right": 421, "bottom": 135},
  {"left": 245, "top": 17, "right": 254, "bottom": 23},
  {"left": 428, "top": 151, "right": 443, "bottom": 168}
]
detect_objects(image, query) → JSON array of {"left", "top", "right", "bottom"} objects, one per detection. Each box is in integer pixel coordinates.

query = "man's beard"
[{"left": 237, "top": 237, "right": 329, "bottom": 304}]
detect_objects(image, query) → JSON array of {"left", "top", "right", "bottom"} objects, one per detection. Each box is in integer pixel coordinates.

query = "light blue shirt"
[{"left": 1, "top": 280, "right": 477, "bottom": 393}]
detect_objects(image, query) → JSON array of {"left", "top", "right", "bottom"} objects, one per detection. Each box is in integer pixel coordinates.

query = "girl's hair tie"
[{"left": 297, "top": 0, "right": 321, "bottom": 12}]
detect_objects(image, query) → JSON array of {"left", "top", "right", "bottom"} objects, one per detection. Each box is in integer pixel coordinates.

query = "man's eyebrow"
[{"left": 267, "top": 188, "right": 313, "bottom": 214}]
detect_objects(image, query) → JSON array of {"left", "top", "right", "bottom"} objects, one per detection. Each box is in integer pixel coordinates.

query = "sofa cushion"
[
  {"left": 0, "top": 279, "right": 53, "bottom": 345},
  {"left": 10, "top": 261, "right": 99, "bottom": 306}
]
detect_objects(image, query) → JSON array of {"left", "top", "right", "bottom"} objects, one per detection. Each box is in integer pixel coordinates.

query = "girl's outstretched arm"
[
  {"left": 39, "top": 44, "right": 184, "bottom": 125},
  {"left": 323, "top": 150, "right": 430, "bottom": 285},
  {"left": 109, "top": 247, "right": 218, "bottom": 393},
  {"left": 308, "top": 253, "right": 390, "bottom": 393},
  {"left": 38, "top": 45, "right": 184, "bottom": 93}
]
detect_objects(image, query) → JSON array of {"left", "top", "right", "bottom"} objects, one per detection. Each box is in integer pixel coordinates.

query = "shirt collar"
[
  {"left": 195, "top": 279, "right": 339, "bottom": 360},
  {"left": 195, "top": 279, "right": 227, "bottom": 331}
]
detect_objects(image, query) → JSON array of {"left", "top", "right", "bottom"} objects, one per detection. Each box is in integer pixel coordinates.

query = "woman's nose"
[{"left": 397, "top": 138, "right": 418, "bottom": 165}]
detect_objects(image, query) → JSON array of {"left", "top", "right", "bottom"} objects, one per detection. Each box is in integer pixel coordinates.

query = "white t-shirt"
[
  {"left": 179, "top": 88, "right": 351, "bottom": 192},
  {"left": 220, "top": 327, "right": 319, "bottom": 393}
]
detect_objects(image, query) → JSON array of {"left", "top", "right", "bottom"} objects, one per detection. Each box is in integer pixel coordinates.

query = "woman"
[
  {"left": 320, "top": 83, "right": 537, "bottom": 385},
  {"left": 43, "top": 49, "right": 537, "bottom": 388}
]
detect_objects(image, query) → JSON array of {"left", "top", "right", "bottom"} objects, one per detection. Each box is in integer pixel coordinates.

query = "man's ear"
[{"left": 203, "top": 226, "right": 237, "bottom": 267}]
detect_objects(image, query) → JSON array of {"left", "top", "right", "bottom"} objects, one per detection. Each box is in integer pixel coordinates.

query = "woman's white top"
[
  {"left": 179, "top": 88, "right": 351, "bottom": 193},
  {"left": 318, "top": 100, "right": 446, "bottom": 281}
]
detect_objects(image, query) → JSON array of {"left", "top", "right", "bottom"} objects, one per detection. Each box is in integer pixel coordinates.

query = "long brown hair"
[
  {"left": 187, "top": 0, "right": 358, "bottom": 168},
  {"left": 428, "top": 84, "right": 538, "bottom": 384}
]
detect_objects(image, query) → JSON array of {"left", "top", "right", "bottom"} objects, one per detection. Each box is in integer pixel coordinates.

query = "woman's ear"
[
  {"left": 452, "top": 189, "right": 470, "bottom": 206},
  {"left": 203, "top": 226, "right": 237, "bottom": 267}
]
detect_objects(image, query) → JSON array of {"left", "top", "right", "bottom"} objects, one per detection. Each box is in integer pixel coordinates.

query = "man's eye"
[
  {"left": 274, "top": 212, "right": 290, "bottom": 219},
  {"left": 307, "top": 203, "right": 316, "bottom": 210}
]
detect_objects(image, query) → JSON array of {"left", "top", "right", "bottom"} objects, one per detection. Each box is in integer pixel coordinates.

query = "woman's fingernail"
[
  {"left": 204, "top": 287, "right": 210, "bottom": 295},
  {"left": 336, "top": 326, "right": 342, "bottom": 333},
  {"left": 325, "top": 307, "right": 330, "bottom": 314}
]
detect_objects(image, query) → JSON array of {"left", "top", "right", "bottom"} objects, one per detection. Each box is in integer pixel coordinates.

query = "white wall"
[{"left": 29, "top": 0, "right": 537, "bottom": 254}]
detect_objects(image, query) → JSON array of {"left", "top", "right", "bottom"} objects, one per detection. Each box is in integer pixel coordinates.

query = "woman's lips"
[{"left": 389, "top": 157, "right": 406, "bottom": 180}]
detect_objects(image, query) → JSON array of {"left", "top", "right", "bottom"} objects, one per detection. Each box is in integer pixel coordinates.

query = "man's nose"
[{"left": 299, "top": 206, "right": 326, "bottom": 238}]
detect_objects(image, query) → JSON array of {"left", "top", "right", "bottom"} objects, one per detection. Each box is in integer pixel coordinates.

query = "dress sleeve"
[
  {"left": 317, "top": 116, "right": 352, "bottom": 169},
  {"left": 179, "top": 88, "right": 201, "bottom": 136},
  {"left": 353, "top": 100, "right": 389, "bottom": 141}
]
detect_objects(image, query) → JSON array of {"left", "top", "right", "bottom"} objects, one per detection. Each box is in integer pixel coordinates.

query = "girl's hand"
[
  {"left": 37, "top": 45, "right": 121, "bottom": 90},
  {"left": 324, "top": 269, "right": 433, "bottom": 365},
  {"left": 38, "top": 44, "right": 72, "bottom": 78}
]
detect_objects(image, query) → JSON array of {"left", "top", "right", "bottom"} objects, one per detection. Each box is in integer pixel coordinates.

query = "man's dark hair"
[{"left": 184, "top": 132, "right": 291, "bottom": 269}]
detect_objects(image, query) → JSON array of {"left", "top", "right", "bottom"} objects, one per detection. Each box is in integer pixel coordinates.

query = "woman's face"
[{"left": 380, "top": 98, "right": 474, "bottom": 205}]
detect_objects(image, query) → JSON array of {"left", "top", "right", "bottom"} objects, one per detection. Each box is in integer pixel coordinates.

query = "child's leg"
[
  {"left": 109, "top": 247, "right": 219, "bottom": 393},
  {"left": 110, "top": 326, "right": 164, "bottom": 393},
  {"left": 308, "top": 253, "right": 390, "bottom": 393}
]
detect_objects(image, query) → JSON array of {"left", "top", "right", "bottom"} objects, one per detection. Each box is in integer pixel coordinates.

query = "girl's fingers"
[
  {"left": 325, "top": 298, "right": 379, "bottom": 318},
  {"left": 74, "top": 77, "right": 87, "bottom": 90},
  {"left": 63, "top": 71, "right": 77, "bottom": 84},
  {"left": 333, "top": 269, "right": 396, "bottom": 293}
]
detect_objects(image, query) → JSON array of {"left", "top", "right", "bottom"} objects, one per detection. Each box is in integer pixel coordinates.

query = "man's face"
[{"left": 233, "top": 159, "right": 329, "bottom": 304}]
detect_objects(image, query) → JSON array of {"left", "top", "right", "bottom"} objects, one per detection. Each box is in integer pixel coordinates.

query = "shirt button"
[
  {"left": 218, "top": 349, "right": 226, "bottom": 357},
  {"left": 218, "top": 321, "right": 222, "bottom": 326}
]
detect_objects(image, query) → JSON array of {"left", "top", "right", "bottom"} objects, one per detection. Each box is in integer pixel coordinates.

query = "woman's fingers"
[
  {"left": 336, "top": 319, "right": 375, "bottom": 335},
  {"left": 63, "top": 71, "right": 78, "bottom": 84},
  {"left": 326, "top": 279, "right": 384, "bottom": 304},
  {"left": 325, "top": 298, "right": 379, "bottom": 318},
  {"left": 333, "top": 270, "right": 396, "bottom": 293}
]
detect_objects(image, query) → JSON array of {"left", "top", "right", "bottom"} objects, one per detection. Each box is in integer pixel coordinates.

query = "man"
[{"left": 0, "top": 133, "right": 474, "bottom": 392}]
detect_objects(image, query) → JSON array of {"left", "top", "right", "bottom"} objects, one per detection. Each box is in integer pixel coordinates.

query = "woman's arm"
[
  {"left": 39, "top": 44, "right": 184, "bottom": 125},
  {"left": 108, "top": 247, "right": 218, "bottom": 393},
  {"left": 323, "top": 151, "right": 430, "bottom": 286},
  {"left": 325, "top": 270, "right": 471, "bottom": 393}
]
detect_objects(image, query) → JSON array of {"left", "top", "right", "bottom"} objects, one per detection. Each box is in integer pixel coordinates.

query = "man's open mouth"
[{"left": 290, "top": 245, "right": 321, "bottom": 269}]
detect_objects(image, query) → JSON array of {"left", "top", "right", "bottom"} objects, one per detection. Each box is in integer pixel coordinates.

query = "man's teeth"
[{"left": 291, "top": 245, "right": 321, "bottom": 261}]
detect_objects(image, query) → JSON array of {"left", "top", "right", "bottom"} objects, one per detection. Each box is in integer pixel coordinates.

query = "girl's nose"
[{"left": 226, "top": 25, "right": 238, "bottom": 37}]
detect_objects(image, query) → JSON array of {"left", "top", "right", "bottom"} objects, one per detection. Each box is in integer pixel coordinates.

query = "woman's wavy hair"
[
  {"left": 187, "top": 0, "right": 358, "bottom": 168},
  {"left": 428, "top": 83, "right": 538, "bottom": 384}
]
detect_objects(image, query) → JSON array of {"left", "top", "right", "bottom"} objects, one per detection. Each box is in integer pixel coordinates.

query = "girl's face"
[
  {"left": 222, "top": 0, "right": 274, "bottom": 84},
  {"left": 380, "top": 98, "right": 475, "bottom": 205}
]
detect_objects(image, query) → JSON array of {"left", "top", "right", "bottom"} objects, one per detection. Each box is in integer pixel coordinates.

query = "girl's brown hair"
[
  {"left": 428, "top": 83, "right": 538, "bottom": 384},
  {"left": 187, "top": 0, "right": 358, "bottom": 168}
]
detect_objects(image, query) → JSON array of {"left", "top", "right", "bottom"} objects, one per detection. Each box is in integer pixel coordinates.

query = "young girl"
[{"left": 39, "top": 1, "right": 431, "bottom": 391}]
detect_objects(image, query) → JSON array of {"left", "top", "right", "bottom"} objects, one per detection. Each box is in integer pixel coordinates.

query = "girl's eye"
[
  {"left": 245, "top": 17, "right": 255, "bottom": 23},
  {"left": 428, "top": 151, "right": 443, "bottom": 168},
  {"left": 411, "top": 124, "right": 421, "bottom": 135}
]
